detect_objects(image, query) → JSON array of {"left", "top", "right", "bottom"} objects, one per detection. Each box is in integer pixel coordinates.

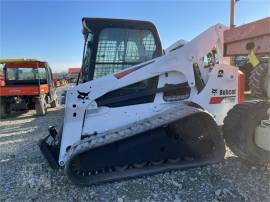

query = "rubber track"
[
  {"left": 64, "top": 103, "right": 224, "bottom": 185},
  {"left": 65, "top": 103, "right": 200, "bottom": 164}
]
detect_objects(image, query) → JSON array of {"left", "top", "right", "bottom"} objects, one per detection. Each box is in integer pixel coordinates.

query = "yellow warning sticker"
[{"left": 248, "top": 51, "right": 259, "bottom": 67}]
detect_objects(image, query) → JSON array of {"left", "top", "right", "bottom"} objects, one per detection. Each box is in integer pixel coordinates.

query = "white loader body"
[{"left": 58, "top": 24, "right": 241, "bottom": 166}]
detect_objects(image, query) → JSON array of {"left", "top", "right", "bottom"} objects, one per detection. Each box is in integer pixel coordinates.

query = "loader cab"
[{"left": 80, "top": 18, "right": 163, "bottom": 82}]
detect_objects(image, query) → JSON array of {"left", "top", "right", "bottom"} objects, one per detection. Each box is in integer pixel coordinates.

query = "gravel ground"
[{"left": 0, "top": 106, "right": 270, "bottom": 201}]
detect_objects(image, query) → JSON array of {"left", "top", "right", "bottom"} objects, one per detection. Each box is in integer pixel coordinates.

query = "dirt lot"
[{"left": 0, "top": 106, "right": 270, "bottom": 201}]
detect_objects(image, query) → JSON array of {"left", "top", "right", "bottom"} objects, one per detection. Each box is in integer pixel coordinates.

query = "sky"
[{"left": 1, "top": 0, "right": 269, "bottom": 72}]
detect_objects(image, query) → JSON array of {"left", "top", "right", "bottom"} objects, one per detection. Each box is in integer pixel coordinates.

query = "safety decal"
[{"left": 217, "top": 69, "right": 224, "bottom": 78}]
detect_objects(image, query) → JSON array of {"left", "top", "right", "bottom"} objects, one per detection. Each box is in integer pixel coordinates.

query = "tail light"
[{"left": 238, "top": 70, "right": 245, "bottom": 103}]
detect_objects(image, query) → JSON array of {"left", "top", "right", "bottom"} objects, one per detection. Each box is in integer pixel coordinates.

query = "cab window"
[{"left": 94, "top": 28, "right": 157, "bottom": 79}]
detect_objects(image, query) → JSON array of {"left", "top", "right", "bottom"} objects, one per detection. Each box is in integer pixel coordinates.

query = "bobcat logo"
[
  {"left": 212, "top": 88, "right": 218, "bottom": 95},
  {"left": 77, "top": 91, "right": 90, "bottom": 100}
]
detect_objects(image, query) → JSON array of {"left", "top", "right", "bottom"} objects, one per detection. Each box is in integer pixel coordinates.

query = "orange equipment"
[{"left": 0, "top": 59, "right": 58, "bottom": 118}]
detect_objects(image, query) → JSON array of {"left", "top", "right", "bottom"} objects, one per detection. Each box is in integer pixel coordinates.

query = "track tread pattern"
[
  {"left": 65, "top": 104, "right": 199, "bottom": 164},
  {"left": 64, "top": 103, "right": 225, "bottom": 186},
  {"left": 249, "top": 63, "right": 268, "bottom": 98}
]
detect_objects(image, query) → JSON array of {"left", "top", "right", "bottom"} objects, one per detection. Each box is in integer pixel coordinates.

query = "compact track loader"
[{"left": 40, "top": 18, "right": 244, "bottom": 185}]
